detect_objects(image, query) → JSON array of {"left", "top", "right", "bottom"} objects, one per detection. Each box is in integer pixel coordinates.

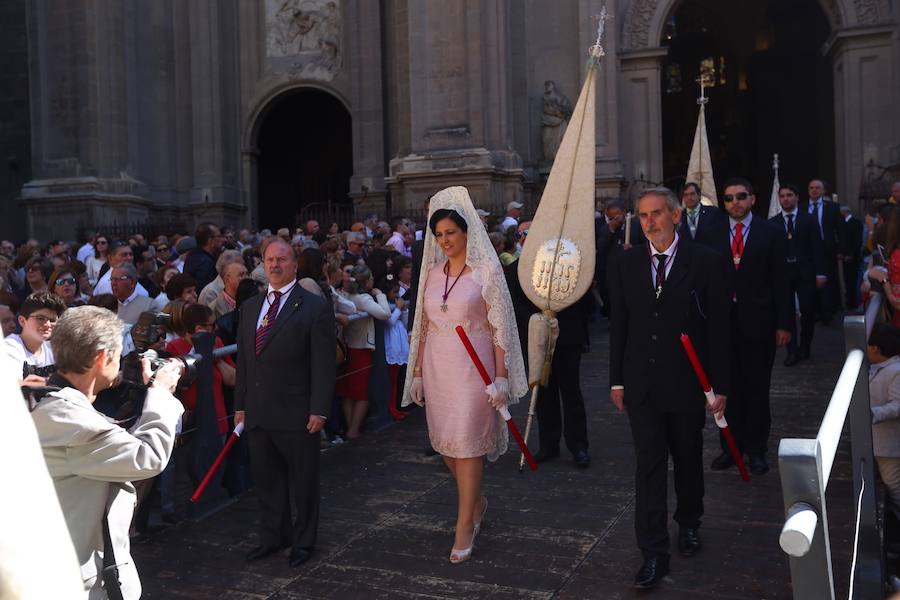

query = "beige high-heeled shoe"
[
  {"left": 449, "top": 527, "right": 476, "bottom": 564},
  {"left": 473, "top": 496, "right": 488, "bottom": 537}
]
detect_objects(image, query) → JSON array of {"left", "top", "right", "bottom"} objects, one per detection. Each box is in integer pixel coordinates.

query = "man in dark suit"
[
  {"left": 609, "top": 187, "right": 731, "bottom": 589},
  {"left": 840, "top": 205, "right": 864, "bottom": 309},
  {"left": 770, "top": 183, "right": 826, "bottom": 366},
  {"left": 678, "top": 182, "right": 723, "bottom": 242},
  {"left": 185, "top": 222, "right": 224, "bottom": 291},
  {"left": 802, "top": 179, "right": 843, "bottom": 322},
  {"left": 234, "top": 239, "right": 336, "bottom": 567},
  {"left": 697, "top": 177, "right": 792, "bottom": 476},
  {"left": 505, "top": 260, "right": 593, "bottom": 468},
  {"left": 596, "top": 200, "right": 645, "bottom": 316}
]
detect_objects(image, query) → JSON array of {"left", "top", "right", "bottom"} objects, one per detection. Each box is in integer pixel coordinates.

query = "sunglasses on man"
[{"left": 722, "top": 192, "right": 750, "bottom": 202}]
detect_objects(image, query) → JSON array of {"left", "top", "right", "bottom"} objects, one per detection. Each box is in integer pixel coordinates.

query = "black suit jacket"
[
  {"left": 802, "top": 199, "right": 843, "bottom": 259},
  {"left": 234, "top": 285, "right": 336, "bottom": 431},
  {"left": 609, "top": 240, "right": 731, "bottom": 411},
  {"left": 841, "top": 216, "right": 863, "bottom": 262},
  {"left": 597, "top": 218, "right": 646, "bottom": 275},
  {"left": 678, "top": 205, "right": 724, "bottom": 243},
  {"left": 697, "top": 216, "right": 793, "bottom": 340},
  {"left": 769, "top": 211, "right": 825, "bottom": 282}
]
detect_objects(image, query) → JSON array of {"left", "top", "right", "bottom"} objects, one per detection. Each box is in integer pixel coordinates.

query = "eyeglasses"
[
  {"left": 29, "top": 314, "right": 58, "bottom": 325},
  {"left": 27, "top": 266, "right": 43, "bottom": 273},
  {"left": 55, "top": 277, "right": 76, "bottom": 286},
  {"left": 96, "top": 240, "right": 108, "bottom": 245},
  {"left": 111, "top": 275, "right": 134, "bottom": 282},
  {"left": 157, "top": 246, "right": 168, "bottom": 252},
  {"left": 723, "top": 192, "right": 750, "bottom": 202}
]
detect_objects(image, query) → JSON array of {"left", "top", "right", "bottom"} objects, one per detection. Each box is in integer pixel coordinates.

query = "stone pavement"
[{"left": 132, "top": 317, "right": 855, "bottom": 599}]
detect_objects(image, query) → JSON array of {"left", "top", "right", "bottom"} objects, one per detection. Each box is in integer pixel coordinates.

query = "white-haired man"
[{"left": 29, "top": 306, "right": 184, "bottom": 599}]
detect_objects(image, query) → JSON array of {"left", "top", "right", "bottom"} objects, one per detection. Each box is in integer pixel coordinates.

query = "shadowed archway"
[{"left": 255, "top": 88, "right": 353, "bottom": 230}]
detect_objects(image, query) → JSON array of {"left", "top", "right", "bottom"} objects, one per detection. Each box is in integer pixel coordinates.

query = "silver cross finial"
[
  {"left": 696, "top": 74, "right": 711, "bottom": 105},
  {"left": 773, "top": 153, "right": 780, "bottom": 171},
  {"left": 589, "top": 6, "right": 612, "bottom": 58}
]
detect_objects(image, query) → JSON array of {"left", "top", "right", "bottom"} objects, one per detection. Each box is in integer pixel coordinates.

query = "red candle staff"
[
  {"left": 190, "top": 421, "right": 245, "bottom": 503},
  {"left": 679, "top": 333, "right": 750, "bottom": 482},
  {"left": 455, "top": 326, "right": 538, "bottom": 472}
]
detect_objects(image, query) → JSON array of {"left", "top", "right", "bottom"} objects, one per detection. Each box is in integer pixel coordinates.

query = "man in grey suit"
[{"left": 235, "top": 239, "right": 336, "bottom": 567}]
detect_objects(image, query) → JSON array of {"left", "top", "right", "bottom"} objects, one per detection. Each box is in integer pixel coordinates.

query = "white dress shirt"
[
  {"left": 256, "top": 281, "right": 296, "bottom": 330},
  {"left": 649, "top": 233, "right": 680, "bottom": 288},
  {"left": 94, "top": 270, "right": 149, "bottom": 297}
]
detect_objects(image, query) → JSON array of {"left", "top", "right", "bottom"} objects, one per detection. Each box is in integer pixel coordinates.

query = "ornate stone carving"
[
  {"left": 541, "top": 80, "right": 573, "bottom": 164},
  {"left": 854, "top": 0, "right": 882, "bottom": 24},
  {"left": 265, "top": 0, "right": 342, "bottom": 80},
  {"left": 622, "top": 0, "right": 657, "bottom": 50}
]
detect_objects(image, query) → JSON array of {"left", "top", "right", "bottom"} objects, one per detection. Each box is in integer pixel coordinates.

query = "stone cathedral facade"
[{"left": 5, "top": 0, "right": 899, "bottom": 240}]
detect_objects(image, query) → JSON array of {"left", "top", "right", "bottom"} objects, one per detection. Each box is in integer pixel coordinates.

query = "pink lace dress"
[{"left": 421, "top": 262, "right": 498, "bottom": 458}]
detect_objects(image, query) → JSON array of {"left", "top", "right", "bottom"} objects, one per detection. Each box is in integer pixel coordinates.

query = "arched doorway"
[
  {"left": 255, "top": 88, "right": 353, "bottom": 230},
  {"left": 660, "top": 0, "right": 835, "bottom": 202}
]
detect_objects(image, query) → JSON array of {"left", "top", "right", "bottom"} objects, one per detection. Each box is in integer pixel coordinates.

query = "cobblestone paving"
[{"left": 133, "top": 318, "right": 853, "bottom": 599}]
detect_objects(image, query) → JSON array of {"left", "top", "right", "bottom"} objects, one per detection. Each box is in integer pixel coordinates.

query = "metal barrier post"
[
  {"left": 844, "top": 313, "right": 885, "bottom": 597},
  {"left": 779, "top": 438, "right": 835, "bottom": 600}
]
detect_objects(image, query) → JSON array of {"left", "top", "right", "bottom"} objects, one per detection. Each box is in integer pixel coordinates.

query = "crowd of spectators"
[{"left": 0, "top": 203, "right": 532, "bottom": 454}]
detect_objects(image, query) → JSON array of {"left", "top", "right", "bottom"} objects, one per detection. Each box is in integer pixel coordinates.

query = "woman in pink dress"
[{"left": 403, "top": 186, "right": 527, "bottom": 564}]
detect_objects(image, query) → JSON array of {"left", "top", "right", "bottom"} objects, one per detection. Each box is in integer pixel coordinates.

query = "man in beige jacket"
[{"left": 30, "top": 306, "right": 184, "bottom": 599}]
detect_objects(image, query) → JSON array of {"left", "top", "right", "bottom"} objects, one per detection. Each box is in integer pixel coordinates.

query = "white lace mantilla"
[{"left": 402, "top": 186, "right": 528, "bottom": 461}]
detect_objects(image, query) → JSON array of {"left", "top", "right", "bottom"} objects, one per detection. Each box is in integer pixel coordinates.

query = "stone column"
[
  {"left": 388, "top": 0, "right": 523, "bottom": 215},
  {"left": 617, "top": 47, "right": 667, "bottom": 188},
  {"left": 829, "top": 24, "right": 898, "bottom": 209},
  {"left": 22, "top": 0, "right": 150, "bottom": 240},
  {"left": 347, "top": 0, "right": 388, "bottom": 216},
  {"left": 578, "top": 0, "right": 625, "bottom": 199},
  {"left": 185, "top": 0, "right": 243, "bottom": 225}
]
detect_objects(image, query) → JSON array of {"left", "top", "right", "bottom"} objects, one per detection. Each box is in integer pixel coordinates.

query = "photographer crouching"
[{"left": 28, "top": 305, "right": 184, "bottom": 599}]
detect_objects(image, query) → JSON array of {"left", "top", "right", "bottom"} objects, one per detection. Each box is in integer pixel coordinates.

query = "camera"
[
  {"left": 131, "top": 310, "right": 170, "bottom": 353},
  {"left": 139, "top": 348, "right": 200, "bottom": 388}
]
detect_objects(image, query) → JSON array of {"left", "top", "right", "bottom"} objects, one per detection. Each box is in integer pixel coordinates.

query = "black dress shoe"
[
  {"left": 710, "top": 452, "right": 734, "bottom": 470},
  {"left": 289, "top": 546, "right": 313, "bottom": 567},
  {"left": 783, "top": 352, "right": 800, "bottom": 367},
  {"left": 573, "top": 449, "right": 591, "bottom": 469},
  {"left": 245, "top": 544, "right": 284, "bottom": 562},
  {"left": 633, "top": 556, "right": 669, "bottom": 589},
  {"left": 678, "top": 527, "right": 702, "bottom": 556},
  {"left": 749, "top": 454, "right": 769, "bottom": 475},
  {"left": 534, "top": 448, "right": 560, "bottom": 463}
]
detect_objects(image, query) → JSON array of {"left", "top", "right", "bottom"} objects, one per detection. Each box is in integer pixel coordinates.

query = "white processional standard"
[
  {"left": 515, "top": 10, "right": 607, "bottom": 472},
  {"left": 686, "top": 75, "right": 718, "bottom": 207}
]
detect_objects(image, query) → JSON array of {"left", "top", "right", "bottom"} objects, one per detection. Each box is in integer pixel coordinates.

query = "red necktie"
[
  {"left": 731, "top": 222, "right": 744, "bottom": 269},
  {"left": 255, "top": 290, "right": 283, "bottom": 355}
]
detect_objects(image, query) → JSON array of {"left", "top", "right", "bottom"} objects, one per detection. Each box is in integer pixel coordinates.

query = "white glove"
[
  {"left": 485, "top": 377, "right": 509, "bottom": 410},
  {"left": 410, "top": 377, "right": 424, "bottom": 406}
]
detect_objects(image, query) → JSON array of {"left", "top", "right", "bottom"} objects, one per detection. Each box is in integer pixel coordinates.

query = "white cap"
[{"left": 507, "top": 201, "right": 524, "bottom": 210}]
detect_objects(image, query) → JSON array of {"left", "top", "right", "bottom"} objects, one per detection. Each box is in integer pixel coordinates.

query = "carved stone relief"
[
  {"left": 541, "top": 80, "right": 573, "bottom": 163},
  {"left": 265, "top": 0, "right": 342, "bottom": 80},
  {"left": 854, "top": 0, "right": 882, "bottom": 24},
  {"left": 622, "top": 0, "right": 657, "bottom": 50}
]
